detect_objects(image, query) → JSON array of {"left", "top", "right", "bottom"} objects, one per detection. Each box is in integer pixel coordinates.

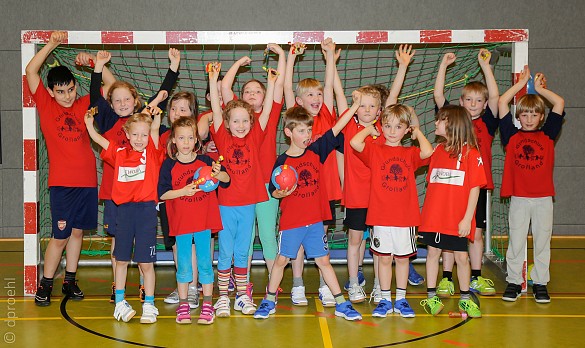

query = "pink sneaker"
[
  {"left": 176, "top": 303, "right": 191, "bottom": 324},
  {"left": 246, "top": 282, "right": 254, "bottom": 298},
  {"left": 198, "top": 302, "right": 215, "bottom": 325}
]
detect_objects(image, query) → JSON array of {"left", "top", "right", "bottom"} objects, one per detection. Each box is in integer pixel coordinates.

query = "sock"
[
  {"left": 333, "top": 293, "right": 345, "bottom": 305},
  {"left": 395, "top": 288, "right": 406, "bottom": 301},
  {"left": 41, "top": 276, "right": 54, "bottom": 288},
  {"left": 427, "top": 288, "right": 437, "bottom": 298},
  {"left": 381, "top": 290, "right": 391, "bottom": 301},
  {"left": 349, "top": 276, "right": 359, "bottom": 287},
  {"left": 460, "top": 290, "right": 471, "bottom": 301},
  {"left": 144, "top": 295, "right": 154, "bottom": 305},
  {"left": 358, "top": 265, "right": 363, "bottom": 273},
  {"left": 217, "top": 269, "right": 230, "bottom": 297},
  {"left": 64, "top": 271, "right": 76, "bottom": 283},
  {"left": 319, "top": 276, "right": 326, "bottom": 288},
  {"left": 471, "top": 269, "right": 481, "bottom": 279},
  {"left": 179, "top": 298, "right": 188, "bottom": 306},
  {"left": 292, "top": 277, "right": 304, "bottom": 288},
  {"left": 266, "top": 292, "right": 277, "bottom": 302},
  {"left": 442, "top": 271, "right": 453, "bottom": 281},
  {"left": 233, "top": 266, "right": 248, "bottom": 296},
  {"left": 203, "top": 295, "right": 213, "bottom": 304},
  {"left": 139, "top": 275, "right": 144, "bottom": 286},
  {"left": 373, "top": 277, "right": 379, "bottom": 288},
  {"left": 115, "top": 289, "right": 125, "bottom": 303}
]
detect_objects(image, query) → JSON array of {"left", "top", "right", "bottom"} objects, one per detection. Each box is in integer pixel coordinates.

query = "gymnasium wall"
[{"left": 1, "top": 0, "right": 583, "bottom": 237}]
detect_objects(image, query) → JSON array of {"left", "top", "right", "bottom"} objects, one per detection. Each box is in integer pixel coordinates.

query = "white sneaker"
[
  {"left": 234, "top": 294, "right": 256, "bottom": 315},
  {"left": 291, "top": 286, "right": 308, "bottom": 306},
  {"left": 188, "top": 286, "right": 199, "bottom": 309},
  {"left": 140, "top": 303, "right": 159, "bottom": 324},
  {"left": 369, "top": 285, "right": 382, "bottom": 304},
  {"left": 318, "top": 285, "right": 336, "bottom": 307},
  {"left": 348, "top": 283, "right": 366, "bottom": 303},
  {"left": 113, "top": 300, "right": 136, "bottom": 322},
  {"left": 214, "top": 295, "right": 231, "bottom": 318},
  {"left": 164, "top": 288, "right": 179, "bottom": 304}
]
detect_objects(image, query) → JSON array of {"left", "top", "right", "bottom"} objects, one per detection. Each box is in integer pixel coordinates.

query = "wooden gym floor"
[{"left": 0, "top": 237, "right": 584, "bottom": 347}]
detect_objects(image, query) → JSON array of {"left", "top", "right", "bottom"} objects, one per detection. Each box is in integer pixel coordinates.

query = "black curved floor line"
[{"left": 364, "top": 318, "right": 471, "bottom": 347}]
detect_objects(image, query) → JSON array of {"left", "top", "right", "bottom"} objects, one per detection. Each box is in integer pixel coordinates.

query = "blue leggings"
[
  {"left": 218, "top": 204, "right": 256, "bottom": 270},
  {"left": 175, "top": 230, "right": 213, "bottom": 284}
]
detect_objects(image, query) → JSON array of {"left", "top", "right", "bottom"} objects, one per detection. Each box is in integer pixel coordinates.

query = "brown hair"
[
  {"left": 461, "top": 81, "right": 489, "bottom": 101},
  {"left": 435, "top": 105, "right": 478, "bottom": 158},
  {"left": 380, "top": 104, "right": 412, "bottom": 126},
  {"left": 107, "top": 81, "right": 143, "bottom": 112},
  {"left": 167, "top": 91, "right": 198, "bottom": 118},
  {"left": 222, "top": 99, "right": 255, "bottom": 131},
  {"left": 515, "top": 94, "right": 546, "bottom": 120},
  {"left": 241, "top": 79, "right": 266, "bottom": 97},
  {"left": 166, "top": 116, "right": 202, "bottom": 159},
  {"left": 284, "top": 106, "right": 314, "bottom": 131},
  {"left": 356, "top": 86, "right": 382, "bottom": 106},
  {"left": 368, "top": 84, "right": 390, "bottom": 106},
  {"left": 122, "top": 112, "right": 153, "bottom": 133}
]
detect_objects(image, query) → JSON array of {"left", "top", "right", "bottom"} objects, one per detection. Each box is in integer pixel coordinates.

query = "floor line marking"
[{"left": 314, "top": 298, "right": 333, "bottom": 348}]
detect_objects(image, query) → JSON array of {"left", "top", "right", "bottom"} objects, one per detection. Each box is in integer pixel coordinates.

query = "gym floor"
[{"left": 1, "top": 237, "right": 584, "bottom": 347}]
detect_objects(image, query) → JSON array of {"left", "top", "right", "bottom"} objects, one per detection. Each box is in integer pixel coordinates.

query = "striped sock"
[
  {"left": 217, "top": 269, "right": 230, "bottom": 297},
  {"left": 233, "top": 266, "right": 248, "bottom": 296}
]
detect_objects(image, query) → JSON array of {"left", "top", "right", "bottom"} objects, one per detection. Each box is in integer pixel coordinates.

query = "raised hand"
[
  {"left": 478, "top": 48, "right": 491, "bottom": 65},
  {"left": 168, "top": 48, "right": 181, "bottom": 67},
  {"left": 207, "top": 62, "right": 222, "bottom": 81},
  {"left": 289, "top": 42, "right": 306, "bottom": 56},
  {"left": 48, "top": 31, "right": 67, "bottom": 47},
  {"left": 441, "top": 52, "right": 456, "bottom": 67},
  {"left": 395, "top": 44, "right": 415, "bottom": 66},
  {"left": 95, "top": 50, "right": 111, "bottom": 66}
]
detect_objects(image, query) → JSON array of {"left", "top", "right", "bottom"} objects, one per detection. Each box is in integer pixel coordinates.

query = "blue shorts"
[
  {"left": 113, "top": 201, "right": 158, "bottom": 263},
  {"left": 103, "top": 199, "right": 118, "bottom": 236},
  {"left": 50, "top": 187, "right": 97, "bottom": 239},
  {"left": 278, "top": 222, "right": 329, "bottom": 259}
]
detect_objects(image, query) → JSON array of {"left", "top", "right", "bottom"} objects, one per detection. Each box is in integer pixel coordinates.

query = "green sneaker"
[
  {"left": 437, "top": 277, "right": 454, "bottom": 298},
  {"left": 459, "top": 299, "right": 482, "bottom": 318},
  {"left": 470, "top": 276, "right": 496, "bottom": 296},
  {"left": 420, "top": 296, "right": 444, "bottom": 316}
]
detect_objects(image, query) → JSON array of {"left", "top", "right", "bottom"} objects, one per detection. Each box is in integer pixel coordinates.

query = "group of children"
[{"left": 29, "top": 31, "right": 565, "bottom": 325}]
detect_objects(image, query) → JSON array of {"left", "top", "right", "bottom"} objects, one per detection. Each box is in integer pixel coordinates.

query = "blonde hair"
[
  {"left": 368, "top": 84, "right": 389, "bottom": 106},
  {"left": 167, "top": 91, "right": 198, "bottom": 118},
  {"left": 107, "top": 81, "right": 143, "bottom": 112},
  {"left": 461, "top": 81, "right": 489, "bottom": 101},
  {"left": 436, "top": 105, "right": 478, "bottom": 158},
  {"left": 380, "top": 104, "right": 412, "bottom": 126},
  {"left": 223, "top": 99, "right": 255, "bottom": 130},
  {"left": 166, "top": 116, "right": 202, "bottom": 159},
  {"left": 284, "top": 106, "right": 313, "bottom": 131},
  {"left": 515, "top": 94, "right": 546, "bottom": 119},
  {"left": 296, "top": 78, "right": 323, "bottom": 97},
  {"left": 122, "top": 112, "right": 153, "bottom": 133},
  {"left": 356, "top": 86, "right": 382, "bottom": 106}
]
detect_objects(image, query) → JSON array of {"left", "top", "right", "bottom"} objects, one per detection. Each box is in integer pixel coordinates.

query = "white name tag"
[
  {"left": 429, "top": 168, "right": 465, "bottom": 186},
  {"left": 118, "top": 164, "right": 146, "bottom": 182}
]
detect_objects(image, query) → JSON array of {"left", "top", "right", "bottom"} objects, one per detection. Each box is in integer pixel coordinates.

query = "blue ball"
[{"left": 526, "top": 75, "right": 537, "bottom": 94}]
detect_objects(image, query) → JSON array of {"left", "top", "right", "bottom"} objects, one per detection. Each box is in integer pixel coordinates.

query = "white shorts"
[{"left": 370, "top": 226, "right": 417, "bottom": 257}]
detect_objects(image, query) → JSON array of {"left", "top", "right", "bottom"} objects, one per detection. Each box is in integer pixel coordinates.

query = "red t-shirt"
[
  {"left": 197, "top": 110, "right": 220, "bottom": 161},
  {"left": 256, "top": 101, "right": 284, "bottom": 183},
  {"left": 211, "top": 123, "right": 267, "bottom": 206},
  {"left": 473, "top": 107, "right": 499, "bottom": 190},
  {"left": 101, "top": 137, "right": 165, "bottom": 205},
  {"left": 32, "top": 80, "right": 97, "bottom": 187},
  {"left": 99, "top": 118, "right": 129, "bottom": 200},
  {"left": 356, "top": 144, "right": 424, "bottom": 227},
  {"left": 419, "top": 144, "right": 486, "bottom": 240},
  {"left": 311, "top": 104, "right": 341, "bottom": 201},
  {"left": 342, "top": 117, "right": 385, "bottom": 208},
  {"left": 158, "top": 156, "right": 224, "bottom": 235}
]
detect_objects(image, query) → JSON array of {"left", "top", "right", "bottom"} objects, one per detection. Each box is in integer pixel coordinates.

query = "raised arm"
[
  {"left": 75, "top": 51, "right": 116, "bottom": 96},
  {"left": 323, "top": 46, "right": 348, "bottom": 114},
  {"left": 208, "top": 62, "right": 224, "bottom": 132},
  {"left": 145, "top": 91, "right": 166, "bottom": 148},
  {"left": 350, "top": 124, "right": 379, "bottom": 153},
  {"left": 534, "top": 73, "right": 565, "bottom": 114},
  {"left": 387, "top": 45, "right": 415, "bottom": 107},
  {"left": 221, "top": 56, "right": 251, "bottom": 104},
  {"left": 433, "top": 52, "right": 456, "bottom": 108},
  {"left": 408, "top": 107, "right": 433, "bottom": 159},
  {"left": 478, "top": 49, "right": 499, "bottom": 115},
  {"left": 25, "top": 31, "right": 66, "bottom": 94},
  {"left": 84, "top": 108, "right": 110, "bottom": 150},
  {"left": 498, "top": 65, "right": 530, "bottom": 118},
  {"left": 321, "top": 38, "right": 335, "bottom": 113},
  {"left": 284, "top": 43, "right": 306, "bottom": 109},
  {"left": 266, "top": 43, "right": 286, "bottom": 103},
  {"left": 257, "top": 68, "right": 278, "bottom": 130},
  {"left": 89, "top": 51, "right": 112, "bottom": 105},
  {"left": 332, "top": 90, "right": 361, "bottom": 136}
]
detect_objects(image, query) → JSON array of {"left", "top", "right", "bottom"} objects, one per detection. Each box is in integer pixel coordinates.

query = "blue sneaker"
[
  {"left": 408, "top": 264, "right": 425, "bottom": 286},
  {"left": 343, "top": 270, "right": 367, "bottom": 291},
  {"left": 253, "top": 299, "right": 275, "bottom": 319},
  {"left": 372, "top": 299, "right": 393, "bottom": 318},
  {"left": 334, "top": 300, "right": 362, "bottom": 321},
  {"left": 393, "top": 299, "right": 415, "bottom": 318}
]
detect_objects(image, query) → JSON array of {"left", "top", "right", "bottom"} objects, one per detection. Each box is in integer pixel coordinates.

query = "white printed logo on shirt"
[
  {"left": 429, "top": 168, "right": 465, "bottom": 186},
  {"left": 117, "top": 149, "right": 147, "bottom": 182}
]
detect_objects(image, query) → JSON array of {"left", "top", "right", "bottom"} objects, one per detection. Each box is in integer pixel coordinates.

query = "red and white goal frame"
[{"left": 21, "top": 29, "right": 529, "bottom": 295}]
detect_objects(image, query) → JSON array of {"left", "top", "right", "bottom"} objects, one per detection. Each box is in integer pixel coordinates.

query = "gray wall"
[{"left": 1, "top": 0, "right": 584, "bottom": 236}]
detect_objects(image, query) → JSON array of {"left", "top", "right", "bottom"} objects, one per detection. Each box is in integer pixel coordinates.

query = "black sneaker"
[
  {"left": 35, "top": 284, "right": 53, "bottom": 306},
  {"left": 62, "top": 280, "right": 85, "bottom": 300},
  {"left": 110, "top": 282, "right": 116, "bottom": 303},
  {"left": 502, "top": 283, "right": 522, "bottom": 302},
  {"left": 533, "top": 284, "right": 551, "bottom": 303},
  {"left": 139, "top": 285, "right": 145, "bottom": 303}
]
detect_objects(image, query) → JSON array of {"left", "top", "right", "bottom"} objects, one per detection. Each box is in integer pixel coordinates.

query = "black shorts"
[
  {"left": 475, "top": 188, "right": 487, "bottom": 230},
  {"left": 323, "top": 200, "right": 337, "bottom": 226},
  {"left": 103, "top": 199, "right": 118, "bottom": 236},
  {"left": 343, "top": 207, "right": 368, "bottom": 231},
  {"left": 50, "top": 187, "right": 97, "bottom": 239},
  {"left": 158, "top": 202, "right": 175, "bottom": 250},
  {"left": 418, "top": 232, "right": 469, "bottom": 252},
  {"left": 114, "top": 201, "right": 158, "bottom": 263}
]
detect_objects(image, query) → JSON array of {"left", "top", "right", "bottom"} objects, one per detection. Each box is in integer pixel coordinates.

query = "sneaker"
[
  {"left": 197, "top": 282, "right": 203, "bottom": 293},
  {"left": 437, "top": 277, "right": 455, "bottom": 298},
  {"left": 164, "top": 289, "right": 180, "bottom": 304},
  {"left": 139, "top": 285, "right": 145, "bottom": 303},
  {"left": 318, "top": 285, "right": 336, "bottom": 307},
  {"left": 188, "top": 286, "right": 200, "bottom": 309},
  {"left": 369, "top": 285, "right": 382, "bottom": 304},
  {"left": 334, "top": 300, "right": 362, "bottom": 321},
  {"left": 291, "top": 286, "right": 308, "bottom": 306},
  {"left": 470, "top": 276, "right": 496, "bottom": 296},
  {"left": 228, "top": 273, "right": 236, "bottom": 293},
  {"left": 372, "top": 299, "right": 393, "bottom": 318},
  {"left": 214, "top": 295, "right": 231, "bottom": 318},
  {"left": 343, "top": 271, "right": 367, "bottom": 291},
  {"left": 394, "top": 299, "right": 416, "bottom": 318},
  {"left": 109, "top": 282, "right": 115, "bottom": 304},
  {"left": 34, "top": 283, "right": 52, "bottom": 307},
  {"left": 348, "top": 283, "right": 366, "bottom": 303},
  {"left": 253, "top": 299, "right": 276, "bottom": 319},
  {"left": 420, "top": 296, "right": 444, "bottom": 316},
  {"left": 62, "top": 280, "right": 84, "bottom": 299},
  {"left": 197, "top": 302, "right": 215, "bottom": 325},
  {"left": 234, "top": 294, "right": 256, "bottom": 315},
  {"left": 176, "top": 303, "right": 191, "bottom": 324},
  {"left": 533, "top": 284, "right": 551, "bottom": 304},
  {"left": 502, "top": 283, "right": 522, "bottom": 302},
  {"left": 459, "top": 299, "right": 482, "bottom": 318},
  {"left": 140, "top": 303, "right": 159, "bottom": 324},
  {"left": 113, "top": 300, "right": 136, "bottom": 322},
  {"left": 408, "top": 264, "right": 425, "bottom": 286}
]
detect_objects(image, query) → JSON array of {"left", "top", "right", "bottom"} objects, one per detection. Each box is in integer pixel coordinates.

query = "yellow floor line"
[{"left": 314, "top": 298, "right": 333, "bottom": 348}]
